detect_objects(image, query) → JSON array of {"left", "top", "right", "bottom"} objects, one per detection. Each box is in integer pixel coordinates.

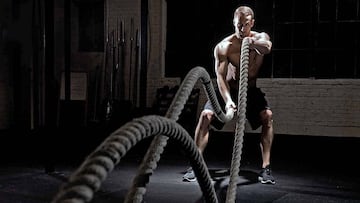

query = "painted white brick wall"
[
  {"left": 150, "top": 77, "right": 360, "bottom": 138},
  {"left": 256, "top": 79, "right": 360, "bottom": 137}
]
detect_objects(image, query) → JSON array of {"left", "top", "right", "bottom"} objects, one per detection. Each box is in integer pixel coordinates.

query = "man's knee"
[
  {"left": 200, "top": 110, "right": 214, "bottom": 123},
  {"left": 261, "top": 109, "right": 273, "bottom": 128}
]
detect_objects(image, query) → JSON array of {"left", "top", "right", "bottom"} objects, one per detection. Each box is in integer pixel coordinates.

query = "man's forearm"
[
  {"left": 251, "top": 39, "right": 271, "bottom": 55},
  {"left": 248, "top": 34, "right": 272, "bottom": 55},
  {"left": 217, "top": 77, "right": 232, "bottom": 104}
]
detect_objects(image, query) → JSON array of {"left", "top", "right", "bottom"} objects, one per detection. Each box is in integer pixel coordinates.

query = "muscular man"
[{"left": 183, "top": 6, "right": 275, "bottom": 184}]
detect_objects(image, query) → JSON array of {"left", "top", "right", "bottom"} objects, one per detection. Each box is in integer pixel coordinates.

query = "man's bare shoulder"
[
  {"left": 215, "top": 34, "right": 238, "bottom": 53},
  {"left": 251, "top": 31, "right": 270, "bottom": 40}
]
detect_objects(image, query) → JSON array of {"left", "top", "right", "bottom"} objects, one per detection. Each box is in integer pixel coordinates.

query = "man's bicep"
[
  {"left": 216, "top": 60, "right": 229, "bottom": 81},
  {"left": 214, "top": 51, "right": 225, "bottom": 73}
]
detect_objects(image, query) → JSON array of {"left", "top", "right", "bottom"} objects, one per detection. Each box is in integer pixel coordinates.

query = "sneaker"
[
  {"left": 183, "top": 169, "right": 197, "bottom": 182},
  {"left": 185, "top": 167, "right": 193, "bottom": 173},
  {"left": 258, "top": 165, "right": 275, "bottom": 184}
]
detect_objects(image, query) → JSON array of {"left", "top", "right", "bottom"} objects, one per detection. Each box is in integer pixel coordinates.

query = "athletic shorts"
[{"left": 203, "top": 87, "right": 270, "bottom": 130}]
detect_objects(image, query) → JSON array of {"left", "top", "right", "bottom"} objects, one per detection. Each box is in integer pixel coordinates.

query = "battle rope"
[
  {"left": 225, "top": 37, "right": 250, "bottom": 203},
  {"left": 51, "top": 37, "right": 250, "bottom": 202},
  {"left": 125, "top": 66, "right": 234, "bottom": 203},
  {"left": 127, "top": 34, "right": 250, "bottom": 202},
  {"left": 51, "top": 115, "right": 217, "bottom": 203}
]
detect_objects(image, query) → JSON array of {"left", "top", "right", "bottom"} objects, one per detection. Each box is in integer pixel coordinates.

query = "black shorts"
[{"left": 204, "top": 87, "right": 270, "bottom": 130}]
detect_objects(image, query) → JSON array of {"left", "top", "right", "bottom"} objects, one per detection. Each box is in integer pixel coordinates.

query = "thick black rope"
[
  {"left": 51, "top": 66, "right": 234, "bottom": 203},
  {"left": 51, "top": 115, "right": 216, "bottom": 203},
  {"left": 125, "top": 66, "right": 234, "bottom": 203},
  {"left": 225, "top": 37, "right": 250, "bottom": 203},
  {"left": 52, "top": 41, "right": 249, "bottom": 202}
]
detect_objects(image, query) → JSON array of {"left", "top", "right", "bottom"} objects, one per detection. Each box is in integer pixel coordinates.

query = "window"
[
  {"left": 166, "top": 0, "right": 360, "bottom": 79},
  {"left": 269, "top": 0, "right": 360, "bottom": 78}
]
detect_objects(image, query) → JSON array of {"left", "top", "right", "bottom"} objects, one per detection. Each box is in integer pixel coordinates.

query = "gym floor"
[{"left": 1, "top": 129, "right": 360, "bottom": 203}]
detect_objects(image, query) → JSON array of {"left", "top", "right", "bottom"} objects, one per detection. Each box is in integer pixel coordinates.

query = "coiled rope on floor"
[{"left": 225, "top": 37, "right": 250, "bottom": 203}]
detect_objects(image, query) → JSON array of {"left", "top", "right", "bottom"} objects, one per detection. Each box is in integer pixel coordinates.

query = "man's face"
[{"left": 233, "top": 14, "right": 254, "bottom": 39}]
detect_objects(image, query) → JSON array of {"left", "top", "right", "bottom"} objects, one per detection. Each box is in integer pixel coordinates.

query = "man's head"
[{"left": 233, "top": 6, "right": 255, "bottom": 39}]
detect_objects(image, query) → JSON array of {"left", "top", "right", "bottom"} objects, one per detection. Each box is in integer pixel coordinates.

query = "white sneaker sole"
[{"left": 258, "top": 177, "right": 275, "bottom": 184}]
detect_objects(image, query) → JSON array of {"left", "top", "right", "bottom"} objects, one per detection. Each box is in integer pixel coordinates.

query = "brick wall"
[
  {"left": 196, "top": 79, "right": 360, "bottom": 137},
  {"left": 256, "top": 79, "right": 360, "bottom": 137}
]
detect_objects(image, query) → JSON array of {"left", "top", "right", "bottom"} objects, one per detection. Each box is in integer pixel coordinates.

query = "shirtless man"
[{"left": 183, "top": 6, "right": 275, "bottom": 184}]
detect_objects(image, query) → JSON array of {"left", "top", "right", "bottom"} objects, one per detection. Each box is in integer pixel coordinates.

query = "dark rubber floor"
[{"left": 1, "top": 129, "right": 359, "bottom": 203}]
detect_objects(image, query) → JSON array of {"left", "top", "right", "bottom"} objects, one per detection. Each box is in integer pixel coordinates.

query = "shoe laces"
[
  {"left": 264, "top": 167, "right": 271, "bottom": 175},
  {"left": 263, "top": 165, "right": 271, "bottom": 175}
]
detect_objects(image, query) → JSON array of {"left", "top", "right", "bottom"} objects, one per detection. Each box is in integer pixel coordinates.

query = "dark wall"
[{"left": 165, "top": 0, "right": 360, "bottom": 79}]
